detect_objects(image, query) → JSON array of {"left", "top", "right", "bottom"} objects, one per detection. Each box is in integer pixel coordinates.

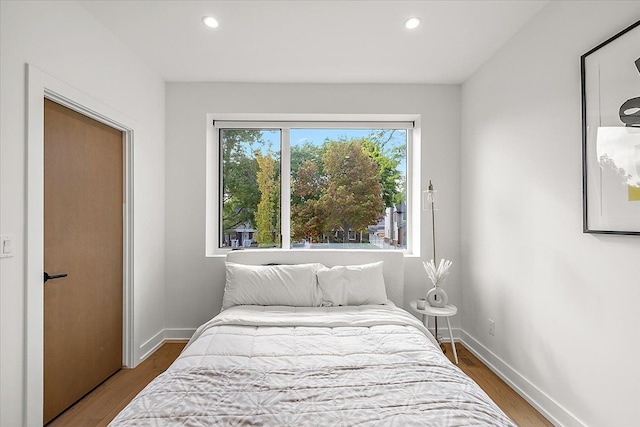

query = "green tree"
[
  {"left": 319, "top": 140, "right": 384, "bottom": 242},
  {"left": 362, "top": 138, "right": 403, "bottom": 208},
  {"left": 254, "top": 151, "right": 279, "bottom": 247},
  {"left": 221, "top": 130, "right": 263, "bottom": 238}
]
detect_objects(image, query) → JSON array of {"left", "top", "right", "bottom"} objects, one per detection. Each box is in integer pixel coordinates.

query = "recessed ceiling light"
[
  {"left": 202, "top": 16, "right": 219, "bottom": 29},
  {"left": 404, "top": 17, "right": 421, "bottom": 30}
]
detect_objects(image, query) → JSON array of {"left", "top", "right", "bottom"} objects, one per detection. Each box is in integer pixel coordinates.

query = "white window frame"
[{"left": 206, "top": 114, "right": 421, "bottom": 256}]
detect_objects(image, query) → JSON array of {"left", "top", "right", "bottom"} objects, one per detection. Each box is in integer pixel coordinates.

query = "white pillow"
[
  {"left": 222, "top": 262, "right": 324, "bottom": 310},
  {"left": 317, "top": 261, "right": 388, "bottom": 306}
]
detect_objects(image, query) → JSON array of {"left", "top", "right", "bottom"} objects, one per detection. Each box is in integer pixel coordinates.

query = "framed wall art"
[{"left": 582, "top": 19, "right": 640, "bottom": 235}]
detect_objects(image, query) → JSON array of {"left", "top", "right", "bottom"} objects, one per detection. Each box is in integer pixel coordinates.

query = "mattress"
[{"left": 110, "top": 305, "right": 516, "bottom": 426}]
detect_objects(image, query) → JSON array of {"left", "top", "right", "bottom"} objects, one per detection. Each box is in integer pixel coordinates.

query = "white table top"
[{"left": 409, "top": 300, "right": 457, "bottom": 317}]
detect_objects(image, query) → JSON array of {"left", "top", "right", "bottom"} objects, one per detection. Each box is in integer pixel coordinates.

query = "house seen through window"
[{"left": 218, "top": 122, "right": 410, "bottom": 250}]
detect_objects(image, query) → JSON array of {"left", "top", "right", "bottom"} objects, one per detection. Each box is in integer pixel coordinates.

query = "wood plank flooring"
[
  {"left": 48, "top": 341, "right": 552, "bottom": 426},
  {"left": 441, "top": 343, "right": 553, "bottom": 427},
  {"left": 47, "top": 343, "right": 185, "bottom": 427}
]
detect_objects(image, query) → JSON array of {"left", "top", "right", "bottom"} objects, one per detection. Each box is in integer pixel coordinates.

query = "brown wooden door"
[{"left": 43, "top": 99, "right": 124, "bottom": 424}]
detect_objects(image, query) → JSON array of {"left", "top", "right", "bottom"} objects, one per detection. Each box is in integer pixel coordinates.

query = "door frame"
[{"left": 25, "top": 64, "right": 135, "bottom": 426}]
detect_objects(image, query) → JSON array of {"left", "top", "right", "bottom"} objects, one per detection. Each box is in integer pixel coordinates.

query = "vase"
[{"left": 426, "top": 285, "right": 448, "bottom": 308}]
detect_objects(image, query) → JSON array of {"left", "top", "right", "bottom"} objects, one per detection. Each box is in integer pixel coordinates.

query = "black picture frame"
[{"left": 581, "top": 19, "right": 640, "bottom": 235}]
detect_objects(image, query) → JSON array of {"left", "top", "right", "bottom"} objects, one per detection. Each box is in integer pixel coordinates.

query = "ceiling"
[{"left": 79, "top": 0, "right": 548, "bottom": 84}]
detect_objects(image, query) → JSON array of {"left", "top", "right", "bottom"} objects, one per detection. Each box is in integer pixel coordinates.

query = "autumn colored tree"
[
  {"left": 291, "top": 160, "right": 327, "bottom": 242},
  {"left": 319, "top": 140, "right": 384, "bottom": 241},
  {"left": 331, "top": 130, "right": 406, "bottom": 209},
  {"left": 291, "top": 141, "right": 324, "bottom": 181}
]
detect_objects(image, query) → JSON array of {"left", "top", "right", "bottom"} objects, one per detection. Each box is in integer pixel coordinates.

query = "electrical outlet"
[
  {"left": 0, "top": 235, "right": 13, "bottom": 258},
  {"left": 488, "top": 319, "right": 495, "bottom": 336}
]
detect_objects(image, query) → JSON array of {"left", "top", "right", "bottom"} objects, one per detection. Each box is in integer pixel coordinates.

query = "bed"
[{"left": 110, "top": 251, "right": 515, "bottom": 426}]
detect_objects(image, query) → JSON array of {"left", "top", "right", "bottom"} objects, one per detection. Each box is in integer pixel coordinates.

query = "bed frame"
[{"left": 226, "top": 250, "right": 404, "bottom": 307}]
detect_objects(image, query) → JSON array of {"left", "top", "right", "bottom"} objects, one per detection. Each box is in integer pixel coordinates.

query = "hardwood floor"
[
  {"left": 441, "top": 343, "right": 553, "bottom": 427},
  {"left": 49, "top": 341, "right": 552, "bottom": 426},
  {"left": 47, "top": 342, "right": 185, "bottom": 427}
]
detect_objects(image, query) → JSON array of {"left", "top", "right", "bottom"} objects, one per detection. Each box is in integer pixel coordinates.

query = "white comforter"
[{"left": 111, "top": 305, "right": 516, "bottom": 426}]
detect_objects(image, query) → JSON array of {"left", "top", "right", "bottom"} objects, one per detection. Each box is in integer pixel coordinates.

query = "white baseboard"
[
  {"left": 459, "top": 330, "right": 585, "bottom": 427},
  {"left": 426, "top": 326, "right": 460, "bottom": 342},
  {"left": 164, "top": 328, "right": 197, "bottom": 341},
  {"left": 138, "top": 330, "right": 165, "bottom": 364},
  {"left": 138, "top": 328, "right": 196, "bottom": 364}
]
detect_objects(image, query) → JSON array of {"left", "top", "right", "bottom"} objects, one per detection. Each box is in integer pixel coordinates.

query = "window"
[
  {"left": 210, "top": 118, "right": 418, "bottom": 253},
  {"left": 220, "top": 129, "right": 282, "bottom": 248}
]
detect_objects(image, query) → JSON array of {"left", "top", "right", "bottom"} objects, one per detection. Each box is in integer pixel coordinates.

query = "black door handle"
[{"left": 44, "top": 272, "right": 68, "bottom": 283}]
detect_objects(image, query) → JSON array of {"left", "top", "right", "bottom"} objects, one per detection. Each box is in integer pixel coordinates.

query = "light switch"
[{"left": 1, "top": 235, "right": 14, "bottom": 258}]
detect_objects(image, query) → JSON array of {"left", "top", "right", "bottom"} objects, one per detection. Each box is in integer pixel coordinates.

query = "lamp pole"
[
  {"left": 428, "top": 180, "right": 445, "bottom": 352},
  {"left": 429, "top": 180, "right": 436, "bottom": 264}
]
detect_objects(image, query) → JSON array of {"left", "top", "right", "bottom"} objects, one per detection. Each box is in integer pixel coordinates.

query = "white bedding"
[{"left": 111, "top": 305, "right": 516, "bottom": 426}]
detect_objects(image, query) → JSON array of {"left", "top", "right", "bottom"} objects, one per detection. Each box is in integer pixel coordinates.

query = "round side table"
[{"left": 409, "top": 300, "right": 458, "bottom": 364}]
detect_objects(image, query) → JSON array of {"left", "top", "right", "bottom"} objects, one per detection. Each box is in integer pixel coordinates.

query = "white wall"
[
  {"left": 461, "top": 2, "right": 640, "bottom": 426},
  {"left": 165, "top": 83, "right": 460, "bottom": 331},
  {"left": 0, "top": 2, "right": 166, "bottom": 425}
]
